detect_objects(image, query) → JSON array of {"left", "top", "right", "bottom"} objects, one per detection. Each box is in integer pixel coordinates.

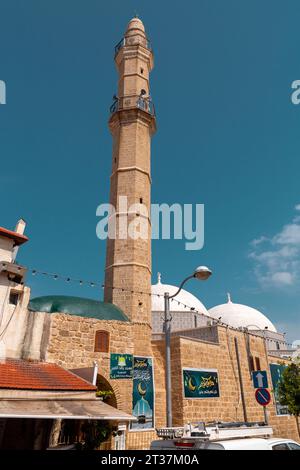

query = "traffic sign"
[
  {"left": 252, "top": 370, "right": 268, "bottom": 389},
  {"left": 255, "top": 388, "right": 271, "bottom": 406}
]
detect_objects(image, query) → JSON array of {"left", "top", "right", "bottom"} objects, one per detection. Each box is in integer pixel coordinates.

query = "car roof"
[
  {"left": 265, "top": 438, "right": 299, "bottom": 445},
  {"left": 217, "top": 437, "right": 300, "bottom": 450},
  {"left": 217, "top": 438, "right": 271, "bottom": 450}
]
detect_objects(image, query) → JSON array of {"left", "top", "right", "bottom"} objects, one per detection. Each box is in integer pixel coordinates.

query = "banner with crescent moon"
[
  {"left": 131, "top": 356, "right": 154, "bottom": 430},
  {"left": 183, "top": 368, "right": 220, "bottom": 398}
]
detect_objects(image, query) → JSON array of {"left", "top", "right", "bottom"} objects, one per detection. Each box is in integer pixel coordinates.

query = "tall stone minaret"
[{"left": 104, "top": 17, "right": 156, "bottom": 352}]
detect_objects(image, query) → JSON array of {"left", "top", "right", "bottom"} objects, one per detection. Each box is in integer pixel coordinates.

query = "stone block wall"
[
  {"left": 46, "top": 313, "right": 134, "bottom": 415},
  {"left": 40, "top": 312, "right": 299, "bottom": 449},
  {"left": 151, "top": 326, "right": 299, "bottom": 445}
]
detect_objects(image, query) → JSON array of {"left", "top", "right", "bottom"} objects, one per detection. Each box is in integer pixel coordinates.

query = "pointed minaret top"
[
  {"left": 126, "top": 17, "right": 146, "bottom": 34},
  {"left": 227, "top": 292, "right": 232, "bottom": 303},
  {"left": 157, "top": 272, "right": 162, "bottom": 284}
]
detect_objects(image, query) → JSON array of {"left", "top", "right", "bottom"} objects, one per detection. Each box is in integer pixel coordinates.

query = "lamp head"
[{"left": 193, "top": 266, "right": 212, "bottom": 281}]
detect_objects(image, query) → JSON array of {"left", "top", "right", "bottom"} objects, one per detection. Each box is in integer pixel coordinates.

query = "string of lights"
[{"left": 27, "top": 267, "right": 294, "bottom": 347}]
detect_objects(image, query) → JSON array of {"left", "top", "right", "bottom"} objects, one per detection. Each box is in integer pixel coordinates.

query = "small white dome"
[
  {"left": 209, "top": 294, "right": 277, "bottom": 332},
  {"left": 151, "top": 273, "right": 209, "bottom": 314}
]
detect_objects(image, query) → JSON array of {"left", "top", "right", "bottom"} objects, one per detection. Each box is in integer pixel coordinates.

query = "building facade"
[{"left": 0, "top": 17, "right": 299, "bottom": 450}]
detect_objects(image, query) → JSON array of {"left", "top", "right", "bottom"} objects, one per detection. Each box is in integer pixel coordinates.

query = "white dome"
[
  {"left": 151, "top": 273, "right": 209, "bottom": 314},
  {"left": 209, "top": 294, "right": 277, "bottom": 332}
]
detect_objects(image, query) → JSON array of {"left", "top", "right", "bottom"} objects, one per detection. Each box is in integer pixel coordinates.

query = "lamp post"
[{"left": 164, "top": 266, "right": 212, "bottom": 428}]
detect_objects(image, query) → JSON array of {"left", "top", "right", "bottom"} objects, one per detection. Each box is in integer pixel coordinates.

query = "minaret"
[{"left": 104, "top": 17, "right": 156, "bottom": 347}]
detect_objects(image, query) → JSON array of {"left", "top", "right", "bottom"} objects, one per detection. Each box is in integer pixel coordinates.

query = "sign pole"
[{"left": 263, "top": 406, "right": 268, "bottom": 425}]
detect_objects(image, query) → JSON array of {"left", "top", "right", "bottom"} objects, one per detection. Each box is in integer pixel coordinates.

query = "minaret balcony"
[
  {"left": 114, "top": 37, "right": 152, "bottom": 57},
  {"left": 110, "top": 95, "right": 155, "bottom": 116}
]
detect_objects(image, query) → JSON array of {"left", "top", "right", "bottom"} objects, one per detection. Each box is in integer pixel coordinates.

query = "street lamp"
[{"left": 164, "top": 266, "right": 212, "bottom": 427}]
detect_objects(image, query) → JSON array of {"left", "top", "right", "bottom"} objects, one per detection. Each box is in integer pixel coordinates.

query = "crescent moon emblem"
[
  {"left": 188, "top": 376, "right": 197, "bottom": 392},
  {"left": 137, "top": 382, "right": 147, "bottom": 396}
]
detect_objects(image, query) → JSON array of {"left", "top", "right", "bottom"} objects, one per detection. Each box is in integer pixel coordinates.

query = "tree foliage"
[
  {"left": 278, "top": 362, "right": 300, "bottom": 416},
  {"left": 76, "top": 420, "right": 111, "bottom": 450}
]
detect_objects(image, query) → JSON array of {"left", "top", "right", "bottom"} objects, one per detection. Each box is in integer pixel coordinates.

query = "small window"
[
  {"left": 276, "top": 341, "right": 280, "bottom": 350},
  {"left": 140, "top": 68, "right": 144, "bottom": 74},
  {"left": 9, "top": 292, "right": 19, "bottom": 306},
  {"left": 94, "top": 330, "right": 110, "bottom": 353},
  {"left": 139, "top": 198, "right": 143, "bottom": 204},
  {"left": 194, "top": 315, "right": 197, "bottom": 328},
  {"left": 255, "top": 357, "right": 261, "bottom": 371}
]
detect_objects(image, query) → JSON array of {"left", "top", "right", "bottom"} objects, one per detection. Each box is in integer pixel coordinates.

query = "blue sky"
[{"left": 1, "top": 0, "right": 300, "bottom": 342}]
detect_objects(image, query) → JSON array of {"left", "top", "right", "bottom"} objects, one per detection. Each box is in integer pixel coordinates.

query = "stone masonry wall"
[
  {"left": 152, "top": 326, "right": 299, "bottom": 445},
  {"left": 46, "top": 313, "right": 134, "bottom": 415},
  {"left": 44, "top": 314, "right": 299, "bottom": 449}
]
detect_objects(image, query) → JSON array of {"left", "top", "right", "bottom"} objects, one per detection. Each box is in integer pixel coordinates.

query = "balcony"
[
  {"left": 0, "top": 261, "right": 27, "bottom": 284},
  {"left": 110, "top": 95, "right": 155, "bottom": 116},
  {"left": 114, "top": 37, "right": 152, "bottom": 57}
]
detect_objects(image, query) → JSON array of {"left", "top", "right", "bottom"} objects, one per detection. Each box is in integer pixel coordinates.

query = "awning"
[{"left": 0, "top": 399, "right": 136, "bottom": 421}]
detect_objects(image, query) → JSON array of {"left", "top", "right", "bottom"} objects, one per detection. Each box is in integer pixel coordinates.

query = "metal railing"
[
  {"left": 110, "top": 95, "right": 155, "bottom": 116},
  {"left": 114, "top": 37, "right": 152, "bottom": 56}
]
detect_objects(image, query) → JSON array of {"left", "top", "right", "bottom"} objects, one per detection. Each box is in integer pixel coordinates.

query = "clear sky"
[{"left": 1, "top": 0, "right": 300, "bottom": 342}]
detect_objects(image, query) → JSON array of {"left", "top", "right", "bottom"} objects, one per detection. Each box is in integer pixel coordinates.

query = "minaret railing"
[
  {"left": 110, "top": 95, "right": 155, "bottom": 116},
  {"left": 114, "top": 37, "right": 152, "bottom": 56}
]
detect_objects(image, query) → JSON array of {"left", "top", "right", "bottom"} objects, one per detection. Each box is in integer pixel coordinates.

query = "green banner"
[
  {"left": 131, "top": 357, "right": 154, "bottom": 430},
  {"left": 269, "top": 363, "right": 289, "bottom": 415},
  {"left": 110, "top": 354, "right": 133, "bottom": 379},
  {"left": 183, "top": 368, "right": 220, "bottom": 398}
]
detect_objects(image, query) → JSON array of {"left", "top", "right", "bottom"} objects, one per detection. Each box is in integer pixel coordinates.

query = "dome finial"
[
  {"left": 157, "top": 272, "right": 161, "bottom": 284},
  {"left": 227, "top": 292, "right": 232, "bottom": 303}
]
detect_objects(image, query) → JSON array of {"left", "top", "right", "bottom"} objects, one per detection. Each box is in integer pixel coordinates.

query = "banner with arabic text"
[
  {"left": 183, "top": 368, "right": 220, "bottom": 398},
  {"left": 131, "top": 356, "right": 154, "bottom": 430}
]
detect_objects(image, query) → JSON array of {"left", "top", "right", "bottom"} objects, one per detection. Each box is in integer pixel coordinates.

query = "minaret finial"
[
  {"left": 134, "top": 10, "right": 139, "bottom": 18},
  {"left": 157, "top": 272, "right": 161, "bottom": 284},
  {"left": 227, "top": 292, "right": 232, "bottom": 303}
]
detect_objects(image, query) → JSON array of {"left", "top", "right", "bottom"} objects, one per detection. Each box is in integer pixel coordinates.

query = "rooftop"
[
  {"left": 0, "top": 359, "right": 96, "bottom": 391},
  {"left": 28, "top": 295, "right": 129, "bottom": 322},
  {"left": 0, "top": 226, "right": 28, "bottom": 246}
]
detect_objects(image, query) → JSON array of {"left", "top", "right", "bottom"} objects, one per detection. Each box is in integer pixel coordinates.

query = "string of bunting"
[
  {"left": 29, "top": 267, "right": 205, "bottom": 310},
  {"left": 28, "top": 267, "right": 293, "bottom": 346}
]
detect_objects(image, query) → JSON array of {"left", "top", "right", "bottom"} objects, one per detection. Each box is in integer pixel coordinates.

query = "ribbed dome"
[
  {"left": 209, "top": 294, "right": 277, "bottom": 332},
  {"left": 151, "top": 273, "right": 209, "bottom": 314}
]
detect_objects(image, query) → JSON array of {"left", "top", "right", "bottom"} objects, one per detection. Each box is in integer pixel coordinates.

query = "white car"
[
  {"left": 150, "top": 437, "right": 300, "bottom": 451},
  {"left": 212, "top": 438, "right": 300, "bottom": 450}
]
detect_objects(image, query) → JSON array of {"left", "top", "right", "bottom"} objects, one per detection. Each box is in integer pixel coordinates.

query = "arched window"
[{"left": 94, "top": 330, "right": 110, "bottom": 353}]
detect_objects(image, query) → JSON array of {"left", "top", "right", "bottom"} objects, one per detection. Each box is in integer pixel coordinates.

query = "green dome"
[{"left": 28, "top": 295, "right": 129, "bottom": 322}]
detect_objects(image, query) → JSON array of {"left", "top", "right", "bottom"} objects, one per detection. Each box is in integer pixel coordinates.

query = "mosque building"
[{"left": 0, "top": 17, "right": 299, "bottom": 450}]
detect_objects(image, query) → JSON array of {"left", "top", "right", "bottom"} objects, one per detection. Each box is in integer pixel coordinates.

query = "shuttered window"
[
  {"left": 94, "top": 330, "right": 110, "bottom": 353},
  {"left": 255, "top": 357, "right": 261, "bottom": 371}
]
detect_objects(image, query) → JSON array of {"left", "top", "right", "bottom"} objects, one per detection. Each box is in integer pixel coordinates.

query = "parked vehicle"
[{"left": 150, "top": 421, "right": 300, "bottom": 450}]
